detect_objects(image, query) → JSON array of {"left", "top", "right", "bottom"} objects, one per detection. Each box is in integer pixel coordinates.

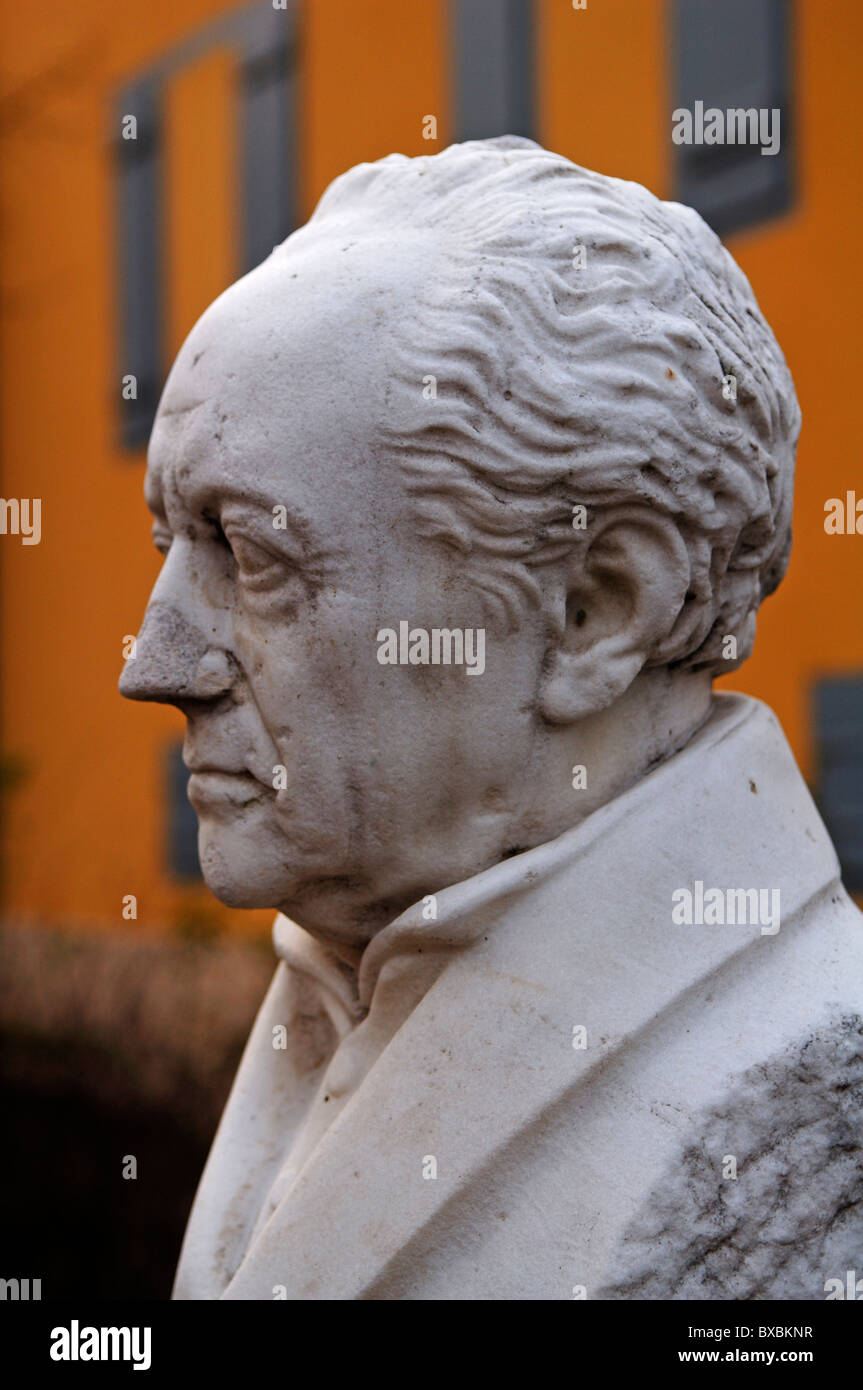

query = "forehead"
[{"left": 146, "top": 233, "right": 427, "bottom": 517}]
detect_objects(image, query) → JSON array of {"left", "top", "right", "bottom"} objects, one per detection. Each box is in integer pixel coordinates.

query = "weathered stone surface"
[
  {"left": 601, "top": 1016, "right": 863, "bottom": 1300},
  {"left": 119, "top": 137, "right": 863, "bottom": 1300}
]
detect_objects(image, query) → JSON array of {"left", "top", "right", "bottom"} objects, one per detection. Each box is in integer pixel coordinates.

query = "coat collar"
[{"left": 174, "top": 693, "right": 840, "bottom": 1299}]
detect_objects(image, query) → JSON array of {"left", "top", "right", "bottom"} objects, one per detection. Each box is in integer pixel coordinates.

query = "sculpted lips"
[{"left": 186, "top": 766, "right": 270, "bottom": 809}]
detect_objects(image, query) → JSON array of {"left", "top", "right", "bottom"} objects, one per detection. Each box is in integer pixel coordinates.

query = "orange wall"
[
  {"left": 716, "top": 0, "right": 863, "bottom": 775},
  {"left": 301, "top": 0, "right": 448, "bottom": 216},
  {"left": 0, "top": 0, "right": 279, "bottom": 934},
  {"left": 1, "top": 0, "right": 861, "bottom": 931}
]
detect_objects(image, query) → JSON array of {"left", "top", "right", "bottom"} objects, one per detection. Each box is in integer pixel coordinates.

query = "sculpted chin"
[{"left": 121, "top": 136, "right": 863, "bottom": 1301}]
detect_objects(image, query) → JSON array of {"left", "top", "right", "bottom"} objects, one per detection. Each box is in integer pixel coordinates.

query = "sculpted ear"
[{"left": 539, "top": 510, "right": 694, "bottom": 725}]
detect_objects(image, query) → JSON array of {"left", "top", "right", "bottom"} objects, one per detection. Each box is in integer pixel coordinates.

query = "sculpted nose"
[{"left": 119, "top": 601, "right": 237, "bottom": 704}]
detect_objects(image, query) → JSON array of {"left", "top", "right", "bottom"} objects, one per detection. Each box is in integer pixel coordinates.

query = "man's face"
[{"left": 120, "top": 235, "right": 547, "bottom": 947}]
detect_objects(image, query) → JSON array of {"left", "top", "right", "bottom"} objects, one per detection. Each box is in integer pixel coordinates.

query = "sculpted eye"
[{"left": 227, "top": 533, "right": 289, "bottom": 590}]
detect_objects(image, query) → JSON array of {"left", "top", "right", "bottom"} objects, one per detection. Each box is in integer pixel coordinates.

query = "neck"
[
  {"left": 281, "top": 669, "right": 714, "bottom": 957},
  {"left": 516, "top": 666, "right": 714, "bottom": 846}
]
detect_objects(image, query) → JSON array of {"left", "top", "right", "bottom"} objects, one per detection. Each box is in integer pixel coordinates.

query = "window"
[
  {"left": 814, "top": 676, "right": 863, "bottom": 893},
  {"left": 672, "top": 0, "right": 793, "bottom": 236}
]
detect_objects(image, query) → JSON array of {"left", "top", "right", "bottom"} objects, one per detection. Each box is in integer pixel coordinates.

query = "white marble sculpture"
[{"left": 120, "top": 137, "right": 863, "bottom": 1300}]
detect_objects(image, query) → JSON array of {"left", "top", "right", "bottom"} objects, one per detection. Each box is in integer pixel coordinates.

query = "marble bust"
[{"left": 120, "top": 137, "right": 863, "bottom": 1301}]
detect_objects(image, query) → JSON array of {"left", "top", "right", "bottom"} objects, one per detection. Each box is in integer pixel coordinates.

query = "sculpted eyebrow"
[
  {"left": 154, "top": 465, "right": 333, "bottom": 568},
  {"left": 219, "top": 493, "right": 322, "bottom": 547},
  {"left": 213, "top": 491, "right": 335, "bottom": 575}
]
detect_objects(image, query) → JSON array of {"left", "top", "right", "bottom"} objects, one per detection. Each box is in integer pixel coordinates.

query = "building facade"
[{"left": 1, "top": 0, "right": 861, "bottom": 934}]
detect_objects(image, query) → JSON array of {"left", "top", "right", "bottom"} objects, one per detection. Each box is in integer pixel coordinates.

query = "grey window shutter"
[
  {"left": 115, "top": 80, "right": 163, "bottom": 449},
  {"left": 672, "top": 0, "right": 793, "bottom": 236},
  {"left": 452, "top": 0, "right": 535, "bottom": 142},
  {"left": 814, "top": 676, "right": 863, "bottom": 893},
  {"left": 166, "top": 742, "right": 202, "bottom": 881},
  {"left": 239, "top": 6, "right": 298, "bottom": 272}
]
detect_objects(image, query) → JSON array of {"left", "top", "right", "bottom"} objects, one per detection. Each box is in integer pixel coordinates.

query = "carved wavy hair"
[{"left": 303, "top": 136, "right": 801, "bottom": 674}]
